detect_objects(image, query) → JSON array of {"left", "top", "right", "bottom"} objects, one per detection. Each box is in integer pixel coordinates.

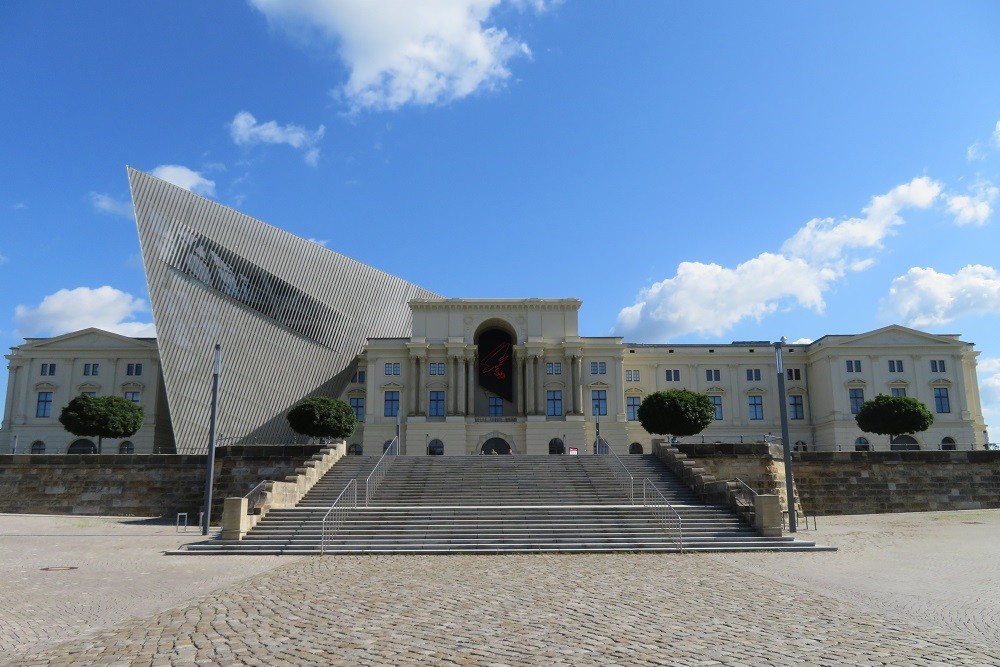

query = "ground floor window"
[
  {"left": 36, "top": 391, "right": 53, "bottom": 418},
  {"left": 748, "top": 395, "right": 763, "bottom": 421},
  {"left": 591, "top": 390, "right": 607, "bottom": 417},
  {"left": 384, "top": 391, "right": 399, "bottom": 417},
  {"left": 350, "top": 397, "right": 365, "bottom": 422},
  {"left": 548, "top": 438, "right": 565, "bottom": 454},
  {"left": 429, "top": 391, "right": 445, "bottom": 417},
  {"left": 67, "top": 439, "right": 96, "bottom": 454},
  {"left": 626, "top": 396, "right": 640, "bottom": 421},
  {"left": 709, "top": 395, "right": 723, "bottom": 420},
  {"left": 118, "top": 441, "right": 134, "bottom": 454},
  {"left": 348, "top": 443, "right": 363, "bottom": 455},
  {"left": 30, "top": 441, "right": 45, "bottom": 454},
  {"left": 546, "top": 390, "right": 562, "bottom": 417},
  {"left": 788, "top": 395, "right": 804, "bottom": 420},
  {"left": 427, "top": 438, "right": 444, "bottom": 455},
  {"left": 855, "top": 437, "right": 870, "bottom": 452},
  {"left": 629, "top": 442, "right": 643, "bottom": 454}
]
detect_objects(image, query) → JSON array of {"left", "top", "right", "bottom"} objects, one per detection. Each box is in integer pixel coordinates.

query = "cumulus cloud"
[
  {"left": 994, "top": 120, "right": 1000, "bottom": 149},
  {"left": 967, "top": 142, "right": 985, "bottom": 161},
  {"left": 978, "top": 357, "right": 1000, "bottom": 429},
  {"left": 881, "top": 264, "right": 1000, "bottom": 328},
  {"left": 89, "top": 192, "right": 134, "bottom": 218},
  {"left": 150, "top": 165, "right": 216, "bottom": 197},
  {"left": 946, "top": 181, "right": 997, "bottom": 226},
  {"left": 229, "top": 111, "right": 325, "bottom": 165},
  {"left": 616, "top": 177, "right": 942, "bottom": 341},
  {"left": 14, "top": 286, "right": 156, "bottom": 338},
  {"left": 249, "top": 0, "right": 542, "bottom": 111}
]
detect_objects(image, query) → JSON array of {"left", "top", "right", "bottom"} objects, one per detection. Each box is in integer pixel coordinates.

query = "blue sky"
[{"left": 3, "top": 1, "right": 1000, "bottom": 428}]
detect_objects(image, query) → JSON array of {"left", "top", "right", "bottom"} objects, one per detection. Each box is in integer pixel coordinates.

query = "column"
[
  {"left": 536, "top": 353, "right": 545, "bottom": 416},
  {"left": 409, "top": 356, "right": 419, "bottom": 415},
  {"left": 614, "top": 352, "right": 626, "bottom": 420},
  {"left": 457, "top": 354, "right": 467, "bottom": 416},
  {"left": 565, "top": 353, "right": 575, "bottom": 414},
  {"left": 575, "top": 355, "right": 584, "bottom": 415},
  {"left": 419, "top": 355, "right": 429, "bottom": 416},
  {"left": 449, "top": 354, "right": 458, "bottom": 415},
  {"left": 2, "top": 364, "right": 18, "bottom": 429},
  {"left": 525, "top": 355, "right": 535, "bottom": 415},
  {"left": 467, "top": 350, "right": 476, "bottom": 416},
  {"left": 516, "top": 350, "right": 526, "bottom": 416}
]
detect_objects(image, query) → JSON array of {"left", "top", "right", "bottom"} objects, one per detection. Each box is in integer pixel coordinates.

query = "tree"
[
  {"left": 637, "top": 389, "right": 715, "bottom": 438},
  {"left": 287, "top": 396, "right": 357, "bottom": 441},
  {"left": 855, "top": 394, "right": 934, "bottom": 443},
  {"left": 59, "top": 395, "right": 144, "bottom": 454}
]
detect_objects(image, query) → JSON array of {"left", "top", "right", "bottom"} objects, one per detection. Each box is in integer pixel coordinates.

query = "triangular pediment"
[
  {"left": 823, "top": 325, "right": 961, "bottom": 349},
  {"left": 21, "top": 328, "right": 156, "bottom": 352}
]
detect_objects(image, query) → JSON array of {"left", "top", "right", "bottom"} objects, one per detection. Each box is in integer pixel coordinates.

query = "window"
[
  {"left": 591, "top": 390, "right": 607, "bottom": 416},
  {"left": 40, "top": 363, "right": 56, "bottom": 376},
  {"left": 81, "top": 391, "right": 96, "bottom": 397},
  {"left": 746, "top": 369, "right": 761, "bottom": 382},
  {"left": 888, "top": 360, "right": 903, "bottom": 373},
  {"left": 855, "top": 437, "right": 870, "bottom": 452},
  {"left": 384, "top": 362, "right": 400, "bottom": 375},
  {"left": 429, "top": 362, "right": 445, "bottom": 376},
  {"left": 665, "top": 369, "right": 680, "bottom": 382},
  {"left": 427, "top": 439, "right": 444, "bottom": 455},
  {"left": 934, "top": 387, "right": 951, "bottom": 413},
  {"left": 788, "top": 395, "right": 804, "bottom": 420},
  {"left": 124, "top": 391, "right": 141, "bottom": 404},
  {"left": 83, "top": 363, "right": 99, "bottom": 376},
  {"left": 709, "top": 395, "right": 723, "bottom": 420},
  {"left": 488, "top": 396, "right": 504, "bottom": 417},
  {"left": 846, "top": 360, "right": 861, "bottom": 373},
  {"left": 849, "top": 388, "right": 865, "bottom": 414},
  {"left": 384, "top": 390, "right": 400, "bottom": 417},
  {"left": 350, "top": 370, "right": 366, "bottom": 383},
  {"left": 931, "top": 359, "right": 946, "bottom": 373},
  {"left": 629, "top": 443, "right": 643, "bottom": 454},
  {"left": 705, "top": 369, "right": 721, "bottom": 382},
  {"left": 748, "top": 395, "right": 763, "bottom": 420},
  {"left": 546, "top": 362, "right": 561, "bottom": 375},
  {"left": 891, "top": 387, "right": 907, "bottom": 398},
  {"left": 941, "top": 437, "right": 957, "bottom": 451},
  {"left": 590, "top": 361, "right": 607, "bottom": 375},
  {"left": 786, "top": 368, "right": 801, "bottom": 381},
  {"left": 548, "top": 438, "right": 565, "bottom": 455},
  {"left": 36, "top": 391, "right": 53, "bottom": 418},
  {"left": 546, "top": 390, "right": 562, "bottom": 417},
  {"left": 119, "top": 441, "right": 135, "bottom": 454},
  {"left": 30, "top": 441, "right": 45, "bottom": 454},
  {"left": 626, "top": 396, "right": 641, "bottom": 421},
  {"left": 126, "top": 363, "right": 143, "bottom": 376},
  {"left": 350, "top": 397, "right": 365, "bottom": 422},
  {"left": 429, "top": 390, "right": 445, "bottom": 417},
  {"left": 625, "top": 370, "right": 640, "bottom": 382}
]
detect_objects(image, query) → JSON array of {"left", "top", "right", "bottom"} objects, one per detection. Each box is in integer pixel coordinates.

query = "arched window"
[
  {"left": 67, "top": 439, "right": 97, "bottom": 454},
  {"left": 427, "top": 438, "right": 444, "bottom": 455},
  {"left": 794, "top": 440, "right": 807, "bottom": 452},
  {"left": 383, "top": 440, "right": 395, "bottom": 453},
  {"left": 629, "top": 442, "right": 643, "bottom": 454},
  {"left": 855, "top": 437, "right": 870, "bottom": 452},
  {"left": 890, "top": 435, "right": 920, "bottom": 451},
  {"left": 30, "top": 441, "right": 45, "bottom": 454},
  {"left": 548, "top": 438, "right": 565, "bottom": 455},
  {"left": 941, "top": 437, "right": 956, "bottom": 451},
  {"left": 119, "top": 441, "right": 135, "bottom": 454},
  {"left": 347, "top": 443, "right": 363, "bottom": 455}
]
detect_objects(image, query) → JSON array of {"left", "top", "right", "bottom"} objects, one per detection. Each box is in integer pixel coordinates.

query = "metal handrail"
[
  {"left": 321, "top": 478, "right": 357, "bottom": 555},
  {"left": 595, "top": 437, "right": 634, "bottom": 504},
  {"left": 243, "top": 479, "right": 272, "bottom": 516},
  {"left": 365, "top": 436, "right": 398, "bottom": 506},
  {"left": 643, "top": 478, "right": 683, "bottom": 552}
]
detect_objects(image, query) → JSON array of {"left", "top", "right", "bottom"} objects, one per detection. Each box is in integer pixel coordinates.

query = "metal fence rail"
[
  {"left": 321, "top": 479, "right": 357, "bottom": 555},
  {"left": 243, "top": 479, "right": 272, "bottom": 515},
  {"left": 643, "top": 478, "right": 682, "bottom": 552},
  {"left": 365, "top": 436, "right": 398, "bottom": 506},
  {"left": 596, "top": 437, "right": 634, "bottom": 504}
]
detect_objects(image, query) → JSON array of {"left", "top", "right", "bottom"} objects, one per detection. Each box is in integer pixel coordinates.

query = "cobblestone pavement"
[{"left": 3, "top": 510, "right": 999, "bottom": 666}]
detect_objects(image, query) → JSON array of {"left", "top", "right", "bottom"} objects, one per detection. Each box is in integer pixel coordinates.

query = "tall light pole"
[
  {"left": 202, "top": 344, "right": 222, "bottom": 536},
  {"left": 774, "top": 337, "right": 796, "bottom": 533}
]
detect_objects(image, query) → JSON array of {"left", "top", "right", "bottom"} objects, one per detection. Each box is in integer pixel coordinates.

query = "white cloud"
[
  {"left": 993, "top": 120, "right": 1000, "bottom": 149},
  {"left": 616, "top": 177, "right": 942, "bottom": 341},
  {"left": 0, "top": 251, "right": 6, "bottom": 265},
  {"left": 229, "top": 111, "right": 325, "bottom": 165},
  {"left": 967, "top": 142, "right": 984, "bottom": 161},
  {"left": 12, "top": 202, "right": 27, "bottom": 210},
  {"left": 14, "top": 286, "right": 156, "bottom": 338},
  {"left": 881, "top": 264, "right": 1000, "bottom": 328},
  {"left": 946, "top": 181, "right": 997, "bottom": 226},
  {"left": 978, "top": 357, "right": 1000, "bottom": 433},
  {"left": 307, "top": 238, "right": 329, "bottom": 247},
  {"left": 150, "top": 165, "right": 216, "bottom": 197},
  {"left": 89, "top": 192, "right": 134, "bottom": 218},
  {"left": 249, "top": 0, "right": 540, "bottom": 111}
]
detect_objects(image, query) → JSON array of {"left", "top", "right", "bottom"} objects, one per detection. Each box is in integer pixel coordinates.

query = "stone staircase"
[{"left": 178, "top": 454, "right": 832, "bottom": 554}]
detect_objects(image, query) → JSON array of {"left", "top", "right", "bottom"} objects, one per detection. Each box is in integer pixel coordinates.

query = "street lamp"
[{"left": 774, "top": 337, "right": 796, "bottom": 533}]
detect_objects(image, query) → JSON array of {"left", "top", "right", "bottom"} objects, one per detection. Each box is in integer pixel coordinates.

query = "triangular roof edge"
[
  {"left": 19, "top": 327, "right": 157, "bottom": 350},
  {"left": 808, "top": 324, "right": 967, "bottom": 348}
]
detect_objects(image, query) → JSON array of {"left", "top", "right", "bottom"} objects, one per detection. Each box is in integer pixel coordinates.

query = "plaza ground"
[{"left": 2, "top": 509, "right": 998, "bottom": 666}]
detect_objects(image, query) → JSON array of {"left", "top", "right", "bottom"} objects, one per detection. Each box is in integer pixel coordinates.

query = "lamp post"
[
  {"left": 774, "top": 337, "right": 796, "bottom": 533},
  {"left": 202, "top": 344, "right": 222, "bottom": 536}
]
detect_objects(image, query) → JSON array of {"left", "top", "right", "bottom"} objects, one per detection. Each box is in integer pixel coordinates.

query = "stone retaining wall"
[{"left": 0, "top": 445, "right": 325, "bottom": 519}]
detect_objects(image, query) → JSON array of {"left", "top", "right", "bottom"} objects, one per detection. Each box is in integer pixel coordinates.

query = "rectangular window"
[
  {"left": 788, "top": 395, "right": 804, "bottom": 420},
  {"left": 934, "top": 387, "right": 951, "bottom": 413},
  {"left": 384, "top": 363, "right": 401, "bottom": 376},
  {"left": 705, "top": 369, "right": 721, "bottom": 382},
  {"left": 591, "top": 390, "right": 607, "bottom": 416},
  {"left": 350, "top": 397, "right": 365, "bottom": 422},
  {"left": 383, "top": 390, "right": 400, "bottom": 417},
  {"left": 849, "top": 388, "right": 865, "bottom": 414},
  {"left": 709, "top": 395, "right": 723, "bottom": 420},
  {"left": 124, "top": 391, "right": 141, "bottom": 404},
  {"left": 36, "top": 391, "right": 53, "bottom": 418},
  {"left": 429, "top": 390, "right": 445, "bottom": 416},
  {"left": 83, "top": 363, "right": 99, "bottom": 376},
  {"left": 748, "top": 395, "right": 763, "bottom": 420},
  {"left": 488, "top": 396, "right": 504, "bottom": 417},
  {"left": 891, "top": 387, "right": 907, "bottom": 398},
  {"left": 931, "top": 359, "right": 946, "bottom": 373},
  {"left": 786, "top": 368, "right": 801, "bottom": 381},
  {"left": 127, "top": 363, "right": 143, "bottom": 376},
  {"left": 888, "top": 360, "right": 903, "bottom": 373},
  {"left": 351, "top": 370, "right": 366, "bottom": 383},
  {"left": 546, "top": 362, "right": 562, "bottom": 375},
  {"left": 665, "top": 369, "right": 680, "bottom": 382},
  {"left": 846, "top": 360, "right": 861, "bottom": 373},
  {"left": 626, "top": 396, "right": 641, "bottom": 421},
  {"left": 625, "top": 370, "right": 640, "bottom": 382},
  {"left": 746, "top": 369, "right": 761, "bottom": 382},
  {"left": 40, "top": 363, "right": 56, "bottom": 376},
  {"left": 546, "top": 390, "right": 562, "bottom": 417},
  {"left": 599, "top": 362, "right": 606, "bottom": 374}
]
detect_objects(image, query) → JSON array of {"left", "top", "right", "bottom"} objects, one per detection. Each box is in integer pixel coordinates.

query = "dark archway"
[
  {"left": 348, "top": 443, "right": 363, "bottom": 455},
  {"left": 629, "top": 442, "right": 643, "bottom": 454},
  {"left": 481, "top": 437, "right": 511, "bottom": 455},
  {"left": 428, "top": 438, "right": 444, "bottom": 455},
  {"left": 67, "top": 439, "right": 97, "bottom": 454},
  {"left": 890, "top": 435, "right": 920, "bottom": 451},
  {"left": 548, "top": 438, "right": 565, "bottom": 455}
]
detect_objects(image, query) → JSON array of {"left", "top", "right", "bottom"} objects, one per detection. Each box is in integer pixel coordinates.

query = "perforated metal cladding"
[{"left": 129, "top": 167, "right": 438, "bottom": 453}]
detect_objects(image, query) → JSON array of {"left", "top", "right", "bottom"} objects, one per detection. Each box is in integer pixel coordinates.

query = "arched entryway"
[
  {"left": 481, "top": 437, "right": 512, "bottom": 455},
  {"left": 67, "top": 439, "right": 97, "bottom": 454},
  {"left": 629, "top": 442, "right": 643, "bottom": 454},
  {"left": 890, "top": 435, "right": 920, "bottom": 451},
  {"left": 347, "top": 443, "right": 363, "bottom": 455},
  {"left": 548, "top": 438, "right": 565, "bottom": 455},
  {"left": 428, "top": 438, "right": 444, "bottom": 455}
]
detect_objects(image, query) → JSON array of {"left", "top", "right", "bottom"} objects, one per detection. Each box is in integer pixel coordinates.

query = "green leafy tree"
[
  {"left": 637, "top": 389, "right": 715, "bottom": 438},
  {"left": 855, "top": 394, "right": 934, "bottom": 443},
  {"left": 59, "top": 394, "right": 144, "bottom": 454},
  {"left": 287, "top": 396, "right": 357, "bottom": 441}
]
